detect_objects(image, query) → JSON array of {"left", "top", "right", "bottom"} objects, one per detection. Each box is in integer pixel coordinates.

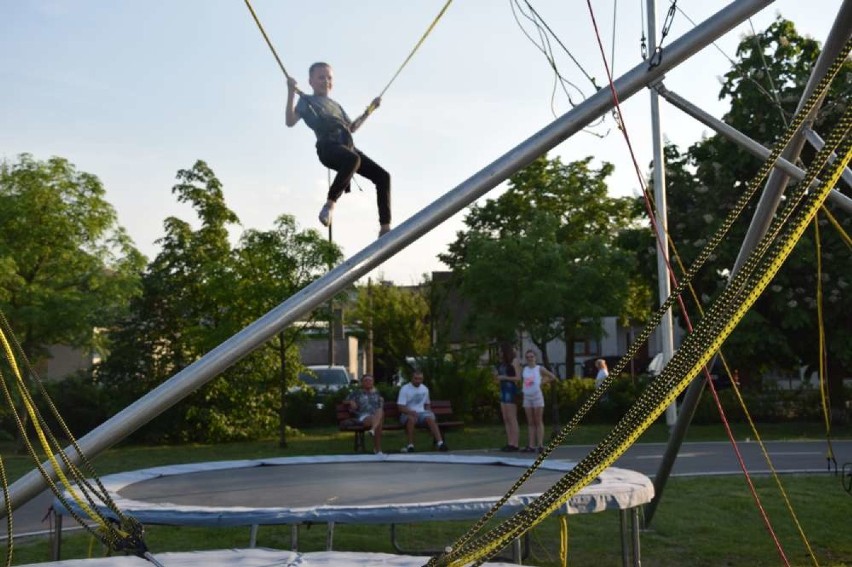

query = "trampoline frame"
[{"left": 53, "top": 454, "right": 652, "bottom": 566}]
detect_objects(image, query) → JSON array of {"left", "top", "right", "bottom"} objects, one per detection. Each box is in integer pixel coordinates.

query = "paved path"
[
  {"left": 6, "top": 439, "right": 850, "bottom": 540},
  {"left": 543, "top": 438, "right": 852, "bottom": 477}
]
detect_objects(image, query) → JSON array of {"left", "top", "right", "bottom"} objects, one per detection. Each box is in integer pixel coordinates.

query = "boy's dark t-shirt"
[{"left": 296, "top": 95, "right": 353, "bottom": 146}]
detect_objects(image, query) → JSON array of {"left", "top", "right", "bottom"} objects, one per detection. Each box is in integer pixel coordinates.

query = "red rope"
[{"left": 583, "top": 2, "right": 791, "bottom": 565}]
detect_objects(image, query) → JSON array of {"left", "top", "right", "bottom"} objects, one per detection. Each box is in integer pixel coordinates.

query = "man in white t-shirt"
[{"left": 396, "top": 370, "right": 447, "bottom": 452}]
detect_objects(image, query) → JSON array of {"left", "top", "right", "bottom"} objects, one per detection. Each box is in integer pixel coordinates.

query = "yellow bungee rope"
[
  {"left": 440, "top": 107, "right": 852, "bottom": 567},
  {"left": 243, "top": 0, "right": 452, "bottom": 124},
  {"left": 429, "top": 34, "right": 852, "bottom": 566},
  {"left": 363, "top": 0, "right": 453, "bottom": 117},
  {"left": 0, "top": 314, "right": 152, "bottom": 562},
  {"left": 820, "top": 205, "right": 852, "bottom": 249},
  {"left": 663, "top": 226, "right": 820, "bottom": 567}
]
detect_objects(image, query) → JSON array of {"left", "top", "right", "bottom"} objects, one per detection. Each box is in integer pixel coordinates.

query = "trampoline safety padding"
[
  {"left": 23, "top": 548, "right": 529, "bottom": 566},
  {"left": 52, "top": 454, "right": 654, "bottom": 565}
]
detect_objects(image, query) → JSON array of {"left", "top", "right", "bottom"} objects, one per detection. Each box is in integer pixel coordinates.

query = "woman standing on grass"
[
  {"left": 521, "top": 349, "right": 556, "bottom": 453},
  {"left": 494, "top": 342, "right": 521, "bottom": 452}
]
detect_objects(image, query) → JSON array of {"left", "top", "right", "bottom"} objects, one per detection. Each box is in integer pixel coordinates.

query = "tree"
[
  {"left": 350, "top": 278, "right": 431, "bottom": 383},
  {"left": 661, "top": 18, "right": 851, "bottom": 416},
  {"left": 441, "top": 155, "right": 649, "bottom": 373},
  {"left": 97, "top": 161, "right": 341, "bottom": 442},
  {"left": 96, "top": 160, "right": 241, "bottom": 440},
  {"left": 233, "top": 214, "right": 341, "bottom": 445},
  {"left": 0, "top": 154, "right": 145, "bottom": 364}
]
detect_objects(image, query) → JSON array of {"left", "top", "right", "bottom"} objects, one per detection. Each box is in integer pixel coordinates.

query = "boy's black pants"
[{"left": 316, "top": 142, "right": 391, "bottom": 225}]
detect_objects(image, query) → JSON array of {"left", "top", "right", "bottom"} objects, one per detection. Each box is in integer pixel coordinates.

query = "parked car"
[{"left": 293, "top": 365, "right": 353, "bottom": 409}]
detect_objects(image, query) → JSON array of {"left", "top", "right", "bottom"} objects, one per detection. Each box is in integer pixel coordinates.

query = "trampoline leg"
[
  {"left": 51, "top": 511, "right": 62, "bottom": 561},
  {"left": 620, "top": 509, "right": 630, "bottom": 567},
  {"left": 631, "top": 507, "right": 641, "bottom": 567},
  {"left": 326, "top": 521, "right": 335, "bottom": 550},
  {"left": 249, "top": 524, "right": 258, "bottom": 548},
  {"left": 512, "top": 537, "right": 522, "bottom": 564},
  {"left": 291, "top": 524, "right": 299, "bottom": 551}
]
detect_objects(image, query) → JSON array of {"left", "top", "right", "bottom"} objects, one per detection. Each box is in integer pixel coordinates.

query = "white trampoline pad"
[{"left": 23, "top": 548, "right": 528, "bottom": 566}]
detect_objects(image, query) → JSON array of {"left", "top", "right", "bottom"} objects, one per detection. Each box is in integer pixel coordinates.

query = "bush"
[
  {"left": 39, "top": 372, "right": 112, "bottom": 438},
  {"left": 283, "top": 386, "right": 360, "bottom": 428},
  {"left": 415, "top": 348, "right": 498, "bottom": 423},
  {"left": 549, "top": 375, "right": 648, "bottom": 425},
  {"left": 692, "top": 382, "right": 829, "bottom": 424}
]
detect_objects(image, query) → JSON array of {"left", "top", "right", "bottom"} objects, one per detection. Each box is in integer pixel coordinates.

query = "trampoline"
[
  {"left": 53, "top": 454, "right": 653, "bottom": 565},
  {"left": 25, "top": 548, "right": 526, "bottom": 567}
]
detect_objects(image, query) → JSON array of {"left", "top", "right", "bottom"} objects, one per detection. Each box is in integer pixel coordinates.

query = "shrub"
[
  {"left": 40, "top": 372, "right": 111, "bottom": 438},
  {"left": 416, "top": 348, "right": 497, "bottom": 423}
]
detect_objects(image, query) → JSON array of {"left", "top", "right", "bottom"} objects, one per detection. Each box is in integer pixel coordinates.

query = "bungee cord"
[
  {"left": 0, "top": 312, "right": 154, "bottom": 564},
  {"left": 243, "top": 0, "right": 452, "bottom": 127},
  {"left": 428, "top": 24, "right": 852, "bottom": 567},
  {"left": 661, "top": 0, "right": 851, "bottom": 521},
  {"left": 242, "top": 0, "right": 298, "bottom": 87},
  {"left": 439, "top": 99, "right": 852, "bottom": 567},
  {"left": 372, "top": 1, "right": 453, "bottom": 103}
]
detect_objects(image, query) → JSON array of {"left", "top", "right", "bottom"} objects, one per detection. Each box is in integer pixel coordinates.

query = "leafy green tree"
[
  {"left": 96, "top": 160, "right": 241, "bottom": 440},
  {"left": 441, "top": 155, "right": 649, "bottom": 373},
  {"left": 233, "top": 214, "right": 341, "bottom": 445},
  {"left": 660, "top": 18, "right": 851, "bottom": 416},
  {"left": 350, "top": 278, "right": 431, "bottom": 383},
  {"left": 458, "top": 211, "right": 568, "bottom": 358},
  {"left": 97, "top": 161, "right": 341, "bottom": 442},
  {"left": 0, "top": 154, "right": 145, "bottom": 364}
]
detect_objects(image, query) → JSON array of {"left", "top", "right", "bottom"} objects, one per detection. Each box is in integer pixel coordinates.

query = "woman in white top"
[{"left": 521, "top": 349, "right": 557, "bottom": 453}]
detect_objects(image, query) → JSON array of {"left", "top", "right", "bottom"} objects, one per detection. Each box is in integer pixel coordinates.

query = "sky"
[{"left": 0, "top": 1, "right": 844, "bottom": 285}]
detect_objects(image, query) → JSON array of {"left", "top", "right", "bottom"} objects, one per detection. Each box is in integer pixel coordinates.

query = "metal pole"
[
  {"left": 620, "top": 509, "right": 630, "bottom": 567},
  {"left": 328, "top": 224, "right": 334, "bottom": 367},
  {"left": 647, "top": 0, "right": 678, "bottom": 427},
  {"left": 367, "top": 277, "right": 374, "bottom": 375},
  {"left": 732, "top": 0, "right": 852, "bottom": 275},
  {"left": 631, "top": 507, "right": 642, "bottom": 567},
  {"left": 0, "top": 0, "right": 774, "bottom": 516},
  {"left": 655, "top": 84, "right": 852, "bottom": 213},
  {"left": 803, "top": 128, "right": 852, "bottom": 198},
  {"left": 644, "top": 0, "right": 852, "bottom": 527}
]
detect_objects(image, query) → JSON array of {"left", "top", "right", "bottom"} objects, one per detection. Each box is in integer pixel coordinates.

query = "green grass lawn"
[{"left": 2, "top": 422, "right": 851, "bottom": 566}]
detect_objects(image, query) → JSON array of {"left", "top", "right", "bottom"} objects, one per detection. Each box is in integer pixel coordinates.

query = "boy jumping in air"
[{"left": 286, "top": 62, "right": 391, "bottom": 237}]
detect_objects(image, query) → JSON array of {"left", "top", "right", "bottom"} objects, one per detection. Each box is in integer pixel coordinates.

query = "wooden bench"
[{"left": 337, "top": 399, "right": 464, "bottom": 452}]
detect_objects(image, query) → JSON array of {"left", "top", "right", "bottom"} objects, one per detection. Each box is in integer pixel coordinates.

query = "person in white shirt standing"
[
  {"left": 594, "top": 358, "right": 610, "bottom": 388},
  {"left": 521, "top": 350, "right": 557, "bottom": 454},
  {"left": 397, "top": 370, "right": 448, "bottom": 452}
]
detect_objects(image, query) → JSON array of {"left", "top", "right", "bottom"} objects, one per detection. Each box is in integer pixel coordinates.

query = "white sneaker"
[
  {"left": 374, "top": 451, "right": 384, "bottom": 456},
  {"left": 318, "top": 203, "right": 333, "bottom": 227},
  {"left": 401, "top": 444, "right": 414, "bottom": 453}
]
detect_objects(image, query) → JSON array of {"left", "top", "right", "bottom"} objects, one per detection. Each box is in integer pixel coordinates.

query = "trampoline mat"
[
  {"left": 56, "top": 455, "right": 654, "bottom": 525},
  {"left": 118, "top": 460, "right": 585, "bottom": 508}
]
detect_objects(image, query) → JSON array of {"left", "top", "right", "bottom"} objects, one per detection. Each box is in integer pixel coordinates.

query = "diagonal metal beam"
[
  {"left": 1, "top": 0, "right": 775, "bottom": 517},
  {"left": 732, "top": 0, "right": 852, "bottom": 274},
  {"left": 803, "top": 127, "right": 852, "bottom": 196},
  {"left": 644, "top": 0, "right": 852, "bottom": 527},
  {"left": 656, "top": 84, "right": 852, "bottom": 214}
]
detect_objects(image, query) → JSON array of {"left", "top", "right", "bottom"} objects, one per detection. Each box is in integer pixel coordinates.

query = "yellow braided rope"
[
  {"left": 814, "top": 215, "right": 836, "bottom": 476},
  {"left": 663, "top": 207, "right": 820, "bottom": 567},
  {"left": 445, "top": 124, "right": 852, "bottom": 567},
  {"left": 0, "top": 328, "right": 115, "bottom": 537},
  {"left": 363, "top": 0, "right": 453, "bottom": 117},
  {"left": 820, "top": 205, "right": 852, "bottom": 249}
]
